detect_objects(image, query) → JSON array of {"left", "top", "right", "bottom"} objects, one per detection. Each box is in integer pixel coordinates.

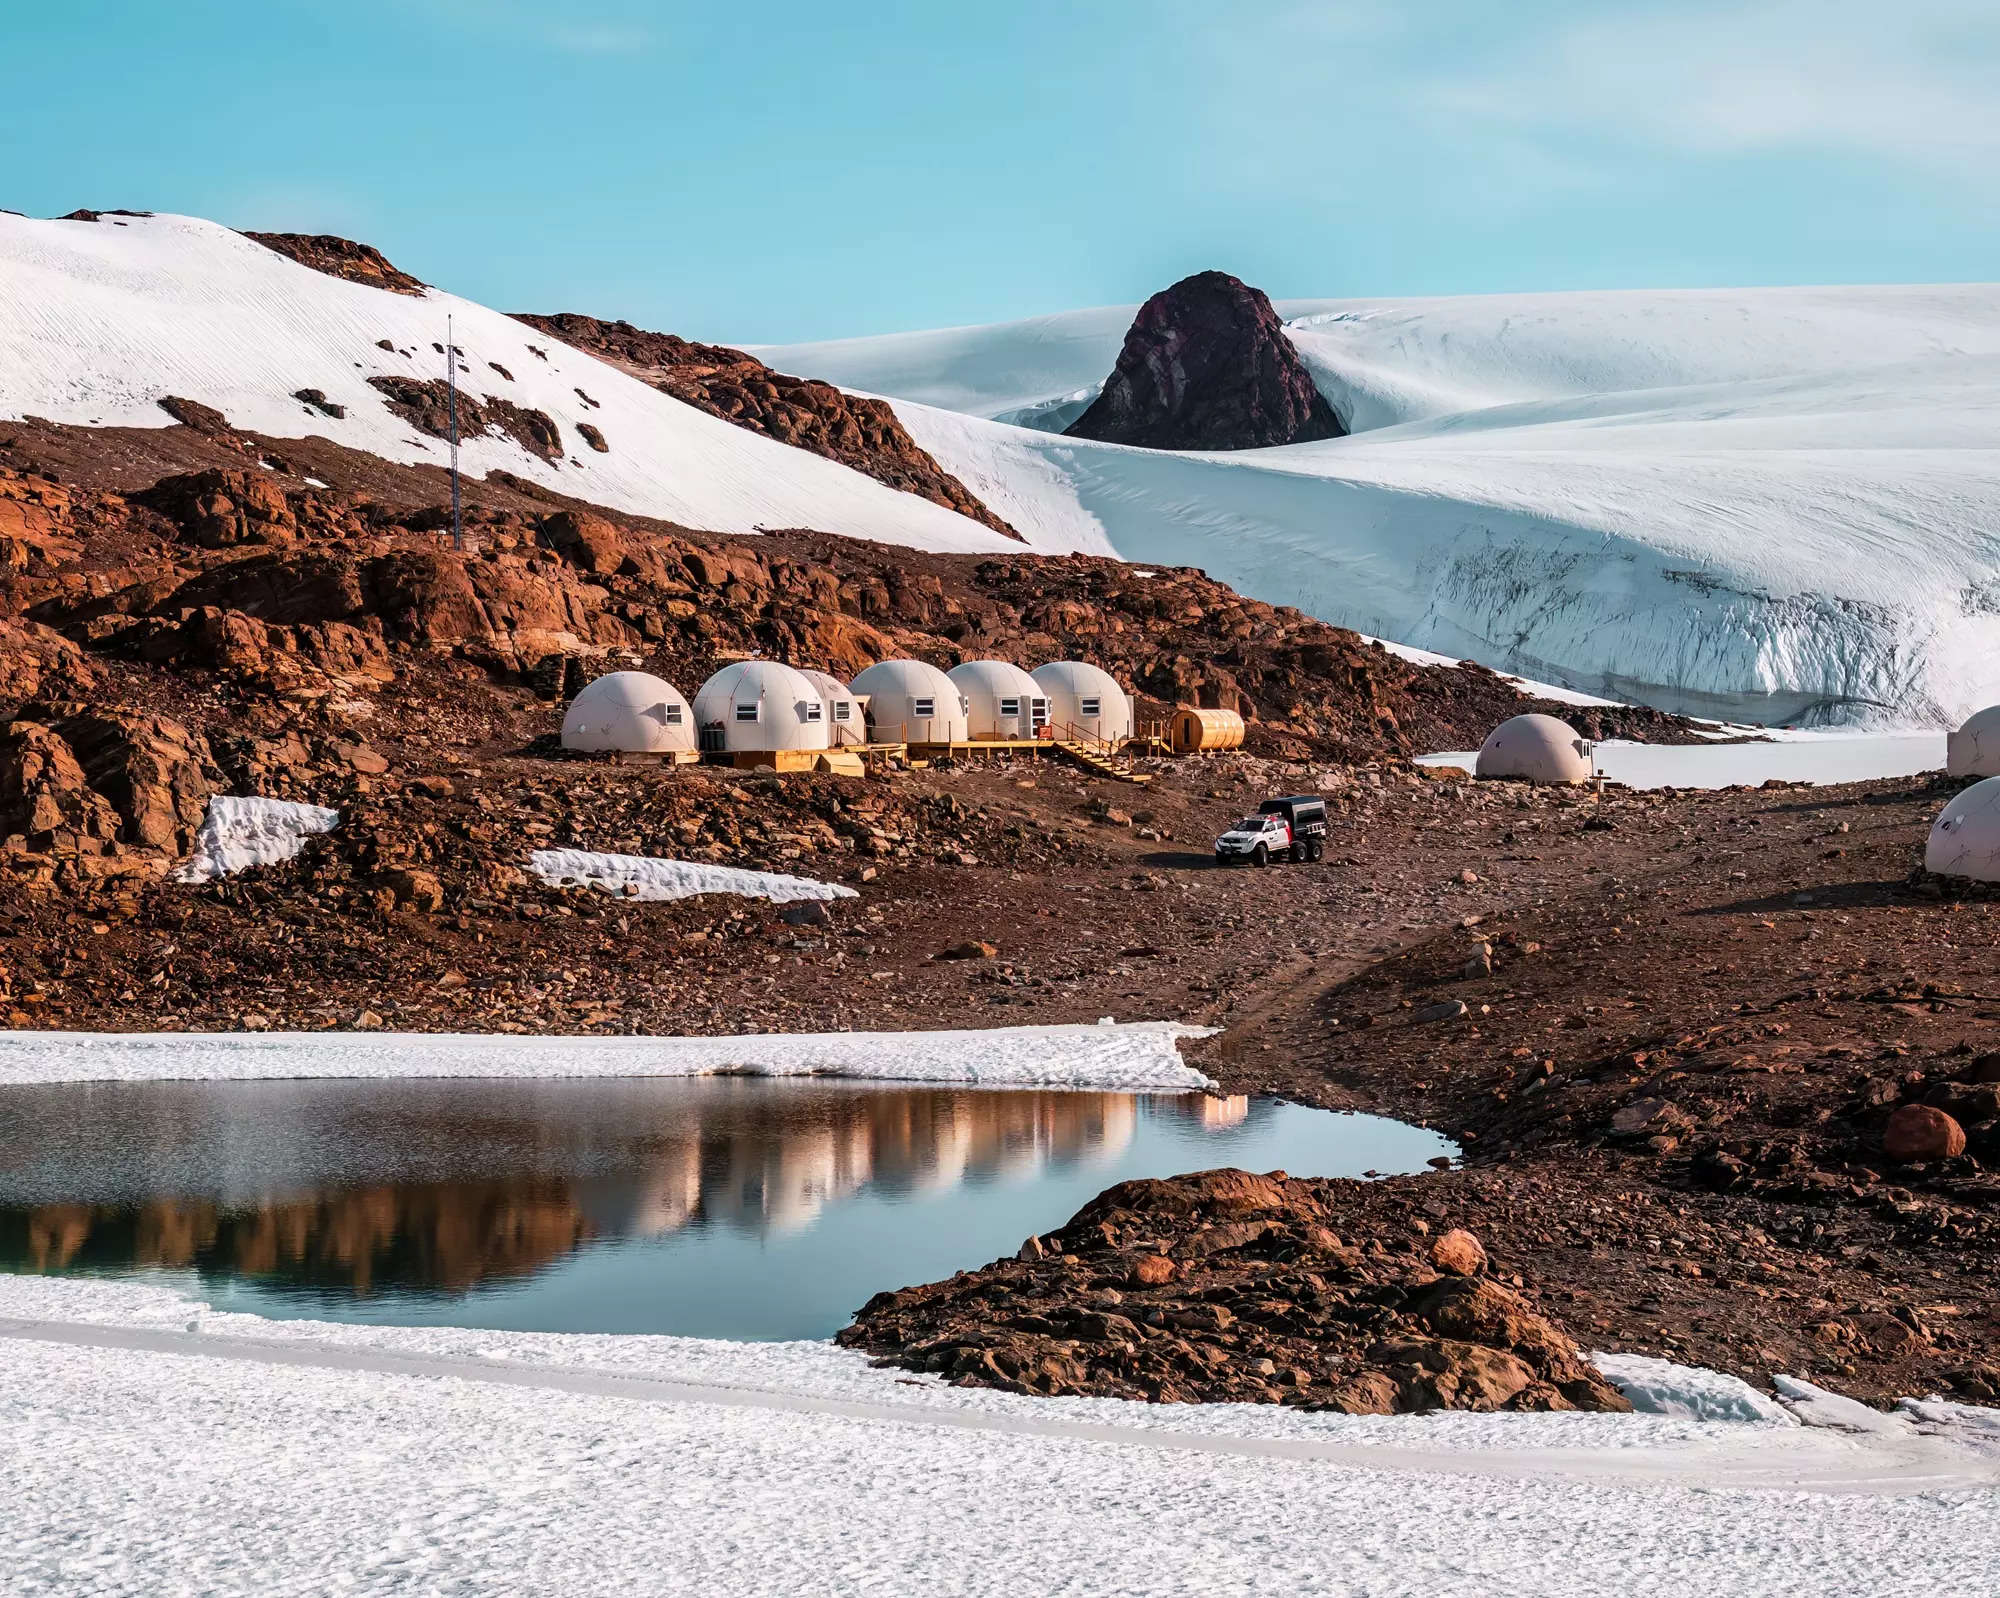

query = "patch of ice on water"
[
  {"left": 528, "top": 847, "right": 858, "bottom": 905},
  {"left": 171, "top": 795, "right": 340, "bottom": 884}
]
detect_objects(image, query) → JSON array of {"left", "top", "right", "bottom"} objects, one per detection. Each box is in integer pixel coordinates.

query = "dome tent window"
[
  {"left": 914, "top": 697, "right": 935, "bottom": 718},
  {"left": 804, "top": 701, "right": 823, "bottom": 722},
  {"left": 664, "top": 704, "right": 683, "bottom": 725},
  {"left": 833, "top": 702, "right": 852, "bottom": 722},
  {"left": 1000, "top": 697, "right": 1020, "bottom": 717},
  {"left": 1080, "top": 697, "right": 1101, "bottom": 718},
  {"left": 735, "top": 702, "right": 760, "bottom": 723}
]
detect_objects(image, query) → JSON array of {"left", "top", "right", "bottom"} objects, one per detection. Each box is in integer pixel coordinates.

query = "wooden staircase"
[{"left": 1051, "top": 736, "right": 1152, "bottom": 785}]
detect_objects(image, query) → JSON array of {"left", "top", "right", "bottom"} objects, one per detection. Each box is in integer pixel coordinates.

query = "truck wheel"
[
  {"left": 1308, "top": 838, "right": 1323, "bottom": 862},
  {"left": 1252, "top": 844, "right": 1268, "bottom": 867}
]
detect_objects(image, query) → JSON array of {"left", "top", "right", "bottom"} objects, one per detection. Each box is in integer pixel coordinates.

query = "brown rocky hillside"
[{"left": 514, "top": 311, "right": 1019, "bottom": 539}]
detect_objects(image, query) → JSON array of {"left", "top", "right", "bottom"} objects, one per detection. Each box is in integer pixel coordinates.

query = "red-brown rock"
[{"left": 1883, "top": 1103, "right": 1966, "bottom": 1163}]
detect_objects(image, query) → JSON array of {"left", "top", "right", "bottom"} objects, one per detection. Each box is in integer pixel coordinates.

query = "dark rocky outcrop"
[
  {"left": 367, "top": 378, "right": 563, "bottom": 462},
  {"left": 840, "top": 1169, "right": 1630, "bottom": 1412},
  {"left": 1065, "top": 271, "right": 1345, "bottom": 451},
  {"left": 243, "top": 232, "right": 426, "bottom": 296},
  {"left": 514, "top": 312, "right": 1020, "bottom": 538}
]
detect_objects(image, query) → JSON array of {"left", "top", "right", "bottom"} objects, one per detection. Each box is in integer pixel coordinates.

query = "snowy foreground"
[
  {"left": 0, "top": 1021, "right": 1216, "bottom": 1091},
  {"left": 5, "top": 1274, "right": 2000, "bottom": 1596},
  {"left": 762, "top": 286, "right": 2000, "bottom": 725}
]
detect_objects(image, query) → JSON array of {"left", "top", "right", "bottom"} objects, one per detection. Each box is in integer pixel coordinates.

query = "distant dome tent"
[
  {"left": 1033, "top": 661, "right": 1133, "bottom": 746},
  {"left": 1926, "top": 778, "right": 2000, "bottom": 881},
  {"left": 851, "top": 660, "right": 969, "bottom": 745},
  {"left": 560, "top": 671, "right": 696, "bottom": 758},
  {"left": 798, "top": 668, "right": 868, "bottom": 747},
  {"left": 947, "top": 660, "right": 1048, "bottom": 740},
  {"left": 1474, "top": 714, "right": 1592, "bottom": 784},
  {"left": 1948, "top": 707, "right": 2000, "bottom": 778},
  {"left": 692, "top": 661, "right": 832, "bottom": 764}
]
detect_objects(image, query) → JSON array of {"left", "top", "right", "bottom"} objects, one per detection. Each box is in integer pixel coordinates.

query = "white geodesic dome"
[
  {"left": 948, "top": 660, "right": 1048, "bottom": 740},
  {"left": 1926, "top": 776, "right": 2000, "bottom": 881},
  {"left": 851, "top": 659, "right": 969, "bottom": 744},
  {"left": 1474, "top": 713, "right": 1592, "bottom": 784},
  {"left": 560, "top": 671, "right": 696, "bottom": 755},
  {"left": 1032, "top": 660, "right": 1133, "bottom": 744},
  {"left": 798, "top": 668, "right": 867, "bottom": 746},
  {"left": 1948, "top": 707, "right": 2000, "bottom": 778},
  {"left": 692, "top": 660, "right": 832, "bottom": 753}
]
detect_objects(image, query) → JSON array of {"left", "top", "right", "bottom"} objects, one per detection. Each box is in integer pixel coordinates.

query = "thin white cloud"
[{"left": 1428, "top": 0, "right": 2000, "bottom": 181}]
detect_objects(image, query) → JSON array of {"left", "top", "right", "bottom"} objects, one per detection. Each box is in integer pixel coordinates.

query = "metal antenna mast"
[{"left": 446, "top": 313, "right": 464, "bottom": 552}]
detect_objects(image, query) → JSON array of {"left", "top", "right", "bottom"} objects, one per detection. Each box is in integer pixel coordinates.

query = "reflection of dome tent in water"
[
  {"left": 560, "top": 671, "right": 695, "bottom": 756},
  {"left": 1474, "top": 713, "right": 1592, "bottom": 784},
  {"left": 1032, "top": 660, "right": 1133, "bottom": 744},
  {"left": 797, "top": 668, "right": 868, "bottom": 747},
  {"left": 1926, "top": 777, "right": 2000, "bottom": 881},
  {"left": 851, "top": 659, "right": 969, "bottom": 744},
  {"left": 1948, "top": 707, "right": 2000, "bottom": 777},
  {"left": 691, "top": 661, "right": 832, "bottom": 755},
  {"left": 947, "top": 660, "right": 1048, "bottom": 740}
]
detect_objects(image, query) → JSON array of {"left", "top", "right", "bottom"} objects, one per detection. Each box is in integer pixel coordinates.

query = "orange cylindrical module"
[{"left": 1167, "top": 705, "right": 1245, "bottom": 754}]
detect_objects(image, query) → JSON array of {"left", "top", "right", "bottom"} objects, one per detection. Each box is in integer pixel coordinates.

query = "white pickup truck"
[{"left": 1213, "top": 796, "right": 1328, "bottom": 866}]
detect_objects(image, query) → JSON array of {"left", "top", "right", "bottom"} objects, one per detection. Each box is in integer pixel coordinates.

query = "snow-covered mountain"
[
  {"left": 0, "top": 212, "right": 1072, "bottom": 558},
  {"left": 760, "top": 286, "right": 2000, "bottom": 724},
  {"left": 9, "top": 207, "right": 1997, "bottom": 724}
]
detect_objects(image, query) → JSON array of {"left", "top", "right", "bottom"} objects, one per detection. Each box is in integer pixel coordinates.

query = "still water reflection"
[{"left": 0, "top": 1077, "right": 1452, "bottom": 1339}]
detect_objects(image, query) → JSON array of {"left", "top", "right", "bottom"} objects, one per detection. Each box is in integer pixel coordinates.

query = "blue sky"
[{"left": 4, "top": 1, "right": 1995, "bottom": 341}]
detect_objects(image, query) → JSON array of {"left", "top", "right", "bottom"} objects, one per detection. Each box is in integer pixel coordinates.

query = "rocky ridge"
[
  {"left": 840, "top": 1168, "right": 1629, "bottom": 1412},
  {"left": 1066, "top": 271, "right": 1346, "bottom": 451},
  {"left": 514, "top": 312, "right": 1019, "bottom": 538}
]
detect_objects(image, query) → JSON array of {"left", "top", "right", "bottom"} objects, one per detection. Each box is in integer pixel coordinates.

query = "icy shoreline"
[{"left": 0, "top": 1020, "right": 1217, "bottom": 1091}]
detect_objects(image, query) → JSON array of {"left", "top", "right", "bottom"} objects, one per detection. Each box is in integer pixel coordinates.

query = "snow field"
[
  {"left": 5, "top": 1275, "right": 2000, "bottom": 1597},
  {"left": 0, "top": 1021, "right": 1218, "bottom": 1091},
  {"left": 528, "top": 847, "right": 859, "bottom": 905},
  {"left": 766, "top": 285, "right": 2000, "bottom": 726},
  {"left": 0, "top": 212, "right": 1053, "bottom": 556}
]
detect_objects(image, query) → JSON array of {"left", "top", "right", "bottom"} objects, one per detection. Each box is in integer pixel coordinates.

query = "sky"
[{"left": 4, "top": 0, "right": 1996, "bottom": 342}]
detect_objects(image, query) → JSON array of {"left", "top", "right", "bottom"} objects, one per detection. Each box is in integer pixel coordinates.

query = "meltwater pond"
[{"left": 0, "top": 1077, "right": 1451, "bottom": 1340}]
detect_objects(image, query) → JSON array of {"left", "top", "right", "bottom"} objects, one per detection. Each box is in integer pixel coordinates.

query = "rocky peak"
[{"left": 1065, "top": 270, "right": 1345, "bottom": 451}]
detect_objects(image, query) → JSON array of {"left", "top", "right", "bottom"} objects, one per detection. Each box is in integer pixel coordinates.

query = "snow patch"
[
  {"left": 528, "top": 847, "right": 858, "bottom": 905},
  {"left": 0, "top": 1021, "right": 1218, "bottom": 1091},
  {"left": 1594, "top": 1353, "right": 1795, "bottom": 1426},
  {"left": 170, "top": 795, "right": 340, "bottom": 884}
]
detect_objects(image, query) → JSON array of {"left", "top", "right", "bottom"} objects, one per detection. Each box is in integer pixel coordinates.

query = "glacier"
[{"left": 760, "top": 285, "right": 2000, "bottom": 724}]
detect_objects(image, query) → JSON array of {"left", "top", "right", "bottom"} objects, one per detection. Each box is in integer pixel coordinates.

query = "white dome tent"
[
  {"left": 692, "top": 661, "right": 832, "bottom": 767},
  {"left": 1475, "top": 713, "right": 1593, "bottom": 784},
  {"left": 851, "top": 659, "right": 969, "bottom": 745},
  {"left": 1926, "top": 777, "right": 2000, "bottom": 881},
  {"left": 1032, "top": 660, "right": 1133, "bottom": 747},
  {"left": 798, "top": 668, "right": 868, "bottom": 747},
  {"left": 1948, "top": 707, "right": 2000, "bottom": 778},
  {"left": 560, "top": 671, "right": 696, "bottom": 759},
  {"left": 948, "top": 660, "right": 1048, "bottom": 741}
]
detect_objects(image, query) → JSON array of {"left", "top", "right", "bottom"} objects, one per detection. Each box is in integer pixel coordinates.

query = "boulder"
[
  {"left": 1429, "top": 1228, "right": 1488, "bottom": 1276},
  {"left": 539, "top": 510, "right": 624, "bottom": 574},
  {"left": 135, "top": 469, "right": 297, "bottom": 548},
  {"left": 1883, "top": 1103, "right": 1966, "bottom": 1163}
]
